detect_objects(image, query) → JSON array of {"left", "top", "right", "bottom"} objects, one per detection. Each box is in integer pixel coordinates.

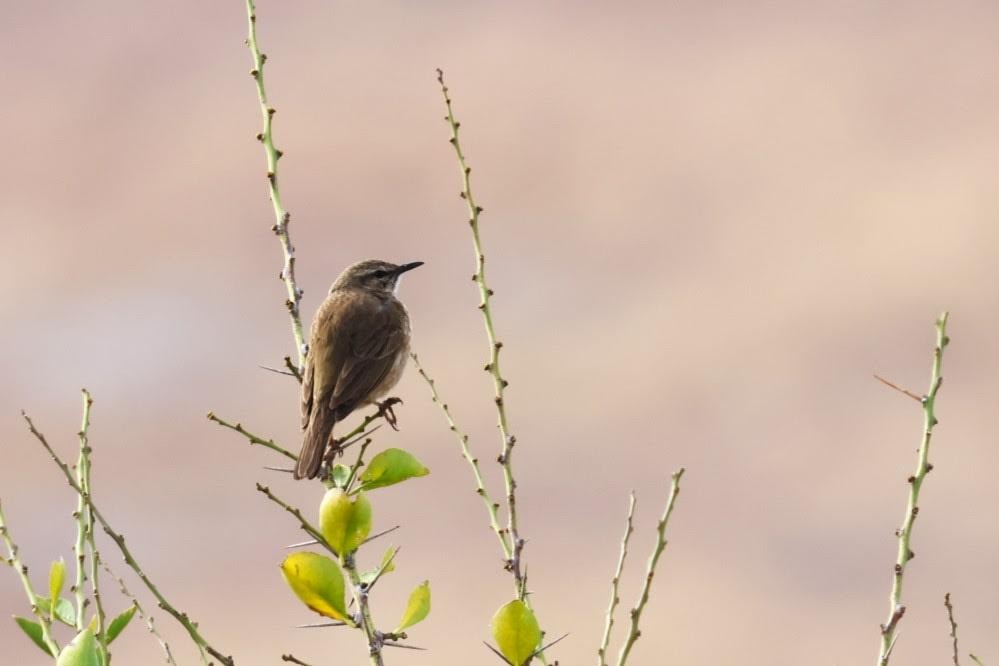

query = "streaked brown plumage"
[{"left": 295, "top": 259, "right": 423, "bottom": 480}]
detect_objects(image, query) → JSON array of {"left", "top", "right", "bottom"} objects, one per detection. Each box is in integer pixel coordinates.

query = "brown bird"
[{"left": 295, "top": 259, "right": 423, "bottom": 480}]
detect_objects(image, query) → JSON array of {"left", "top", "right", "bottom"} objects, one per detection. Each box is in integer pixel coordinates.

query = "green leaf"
[
  {"left": 331, "top": 464, "right": 350, "bottom": 488},
  {"left": 280, "top": 552, "right": 352, "bottom": 624},
  {"left": 14, "top": 617, "right": 54, "bottom": 656},
  {"left": 319, "top": 489, "right": 372, "bottom": 555},
  {"left": 394, "top": 580, "right": 431, "bottom": 632},
  {"left": 37, "top": 597, "right": 76, "bottom": 627},
  {"left": 49, "top": 559, "right": 66, "bottom": 614},
  {"left": 357, "top": 448, "right": 429, "bottom": 491},
  {"left": 360, "top": 546, "right": 397, "bottom": 586},
  {"left": 106, "top": 605, "right": 137, "bottom": 643},
  {"left": 56, "top": 627, "right": 100, "bottom": 666},
  {"left": 491, "top": 600, "right": 541, "bottom": 666}
]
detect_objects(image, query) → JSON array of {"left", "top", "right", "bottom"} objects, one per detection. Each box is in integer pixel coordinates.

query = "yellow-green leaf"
[
  {"left": 358, "top": 448, "right": 429, "bottom": 491},
  {"left": 106, "top": 605, "right": 137, "bottom": 643},
  {"left": 491, "top": 600, "right": 541, "bottom": 666},
  {"left": 56, "top": 627, "right": 100, "bottom": 666},
  {"left": 37, "top": 597, "right": 76, "bottom": 627},
  {"left": 14, "top": 617, "right": 54, "bottom": 656},
  {"left": 280, "top": 552, "right": 351, "bottom": 623},
  {"left": 319, "top": 488, "right": 372, "bottom": 555},
  {"left": 394, "top": 580, "right": 431, "bottom": 632},
  {"left": 360, "top": 546, "right": 397, "bottom": 586},
  {"left": 330, "top": 464, "right": 350, "bottom": 488},
  {"left": 49, "top": 559, "right": 66, "bottom": 615}
]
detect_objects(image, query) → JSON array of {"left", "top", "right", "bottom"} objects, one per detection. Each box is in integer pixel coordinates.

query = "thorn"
[{"left": 873, "top": 374, "right": 923, "bottom": 403}]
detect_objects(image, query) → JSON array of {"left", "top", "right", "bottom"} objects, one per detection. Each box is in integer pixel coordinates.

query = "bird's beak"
[{"left": 394, "top": 261, "right": 424, "bottom": 275}]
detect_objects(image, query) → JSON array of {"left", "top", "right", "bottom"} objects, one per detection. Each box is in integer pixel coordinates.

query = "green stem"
[
  {"left": 344, "top": 553, "right": 385, "bottom": 666},
  {"left": 77, "top": 390, "right": 110, "bottom": 665},
  {"left": 23, "top": 412, "right": 233, "bottom": 666},
  {"left": 345, "top": 439, "right": 372, "bottom": 492},
  {"left": 0, "top": 497, "right": 61, "bottom": 656},
  {"left": 877, "top": 312, "right": 949, "bottom": 666},
  {"left": 244, "top": 0, "right": 307, "bottom": 368},
  {"left": 436, "top": 68, "right": 547, "bottom": 664},
  {"left": 255, "top": 483, "right": 337, "bottom": 557},
  {"left": 206, "top": 411, "right": 297, "bottom": 461},
  {"left": 598, "top": 492, "right": 636, "bottom": 666},
  {"left": 616, "top": 469, "right": 685, "bottom": 666}
]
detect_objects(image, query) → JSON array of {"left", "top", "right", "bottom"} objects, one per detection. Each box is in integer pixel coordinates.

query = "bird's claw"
[
  {"left": 375, "top": 397, "right": 402, "bottom": 431},
  {"left": 321, "top": 435, "right": 346, "bottom": 472}
]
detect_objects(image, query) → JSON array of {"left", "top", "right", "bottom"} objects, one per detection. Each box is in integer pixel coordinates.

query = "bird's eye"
[{"left": 372, "top": 270, "right": 388, "bottom": 278}]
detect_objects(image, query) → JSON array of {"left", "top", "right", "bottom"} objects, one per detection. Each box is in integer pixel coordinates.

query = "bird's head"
[{"left": 332, "top": 259, "right": 424, "bottom": 295}]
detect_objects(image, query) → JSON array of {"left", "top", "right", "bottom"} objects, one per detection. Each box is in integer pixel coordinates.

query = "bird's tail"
[{"left": 295, "top": 407, "right": 337, "bottom": 480}]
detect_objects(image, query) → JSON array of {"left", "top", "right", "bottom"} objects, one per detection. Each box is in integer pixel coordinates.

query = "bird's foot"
[
  {"left": 320, "top": 435, "right": 346, "bottom": 473},
  {"left": 375, "top": 397, "right": 403, "bottom": 431}
]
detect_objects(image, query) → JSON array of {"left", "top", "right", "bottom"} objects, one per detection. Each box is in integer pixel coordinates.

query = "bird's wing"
[
  {"left": 329, "top": 302, "right": 407, "bottom": 417},
  {"left": 300, "top": 351, "right": 315, "bottom": 430}
]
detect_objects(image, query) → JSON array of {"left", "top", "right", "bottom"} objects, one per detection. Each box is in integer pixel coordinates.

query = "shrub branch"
[
  {"left": 598, "top": 492, "right": 636, "bottom": 666},
  {"left": 877, "top": 312, "right": 950, "bottom": 665},
  {"left": 436, "top": 66, "right": 528, "bottom": 599},
  {"left": 244, "top": 0, "right": 307, "bottom": 367},
  {"left": 615, "top": 468, "right": 685, "bottom": 666},
  {"left": 77, "top": 389, "right": 110, "bottom": 663},
  {"left": 411, "top": 355, "right": 512, "bottom": 560},
  {"left": 0, "top": 497, "right": 60, "bottom": 656},
  {"left": 22, "top": 411, "right": 234, "bottom": 666}
]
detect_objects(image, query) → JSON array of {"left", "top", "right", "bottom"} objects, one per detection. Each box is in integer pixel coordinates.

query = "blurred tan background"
[{"left": 3, "top": 1, "right": 999, "bottom": 664}]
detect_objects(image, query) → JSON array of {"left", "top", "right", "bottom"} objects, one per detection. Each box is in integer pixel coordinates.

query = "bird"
[{"left": 295, "top": 259, "right": 423, "bottom": 480}]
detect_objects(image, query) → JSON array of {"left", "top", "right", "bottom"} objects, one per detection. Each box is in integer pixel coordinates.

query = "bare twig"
[
  {"left": 284, "top": 356, "right": 304, "bottom": 383},
  {"left": 23, "top": 412, "right": 234, "bottom": 666},
  {"left": 344, "top": 439, "right": 373, "bottom": 491},
  {"left": 281, "top": 655, "right": 315, "bottom": 666},
  {"left": 598, "top": 492, "right": 636, "bottom": 666},
  {"left": 244, "top": 0, "right": 307, "bottom": 368},
  {"left": 616, "top": 468, "right": 686, "bottom": 666},
  {"left": 206, "top": 412, "right": 297, "bottom": 461},
  {"left": 945, "top": 593, "right": 961, "bottom": 666},
  {"left": 101, "top": 560, "right": 178, "bottom": 666},
  {"left": 970, "top": 655, "right": 986, "bottom": 666},
  {"left": 411, "top": 355, "right": 511, "bottom": 560},
  {"left": 877, "top": 312, "right": 950, "bottom": 665},
  {"left": 255, "top": 483, "right": 336, "bottom": 557}
]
